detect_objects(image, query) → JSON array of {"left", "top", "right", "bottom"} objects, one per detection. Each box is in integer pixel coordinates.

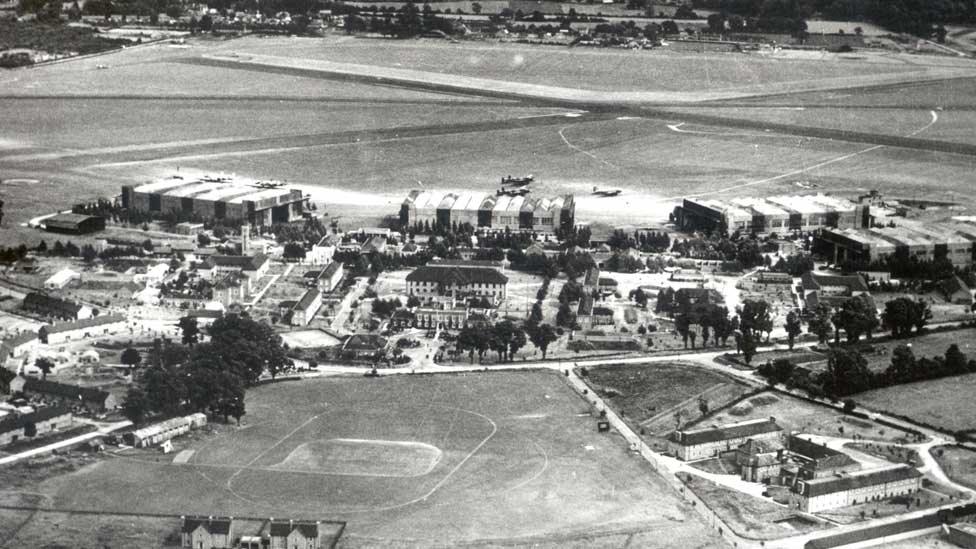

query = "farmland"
[
  {"left": 855, "top": 372, "right": 976, "bottom": 433},
  {"left": 2, "top": 371, "right": 721, "bottom": 547}
]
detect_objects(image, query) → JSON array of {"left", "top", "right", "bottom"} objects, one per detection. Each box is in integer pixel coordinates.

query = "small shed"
[{"left": 79, "top": 349, "right": 100, "bottom": 364}]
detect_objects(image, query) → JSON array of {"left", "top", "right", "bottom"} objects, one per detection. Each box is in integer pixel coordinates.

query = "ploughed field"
[{"left": 15, "top": 371, "right": 720, "bottom": 547}]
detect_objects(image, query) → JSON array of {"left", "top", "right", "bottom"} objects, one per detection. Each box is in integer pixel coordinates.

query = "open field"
[
  {"left": 854, "top": 327, "right": 976, "bottom": 373},
  {"left": 707, "top": 391, "right": 916, "bottom": 443},
  {"left": 681, "top": 473, "right": 831, "bottom": 540},
  {"left": 856, "top": 373, "right": 976, "bottom": 434},
  {"left": 931, "top": 445, "right": 976, "bottom": 491},
  {"left": 4, "top": 371, "right": 721, "bottom": 547}
]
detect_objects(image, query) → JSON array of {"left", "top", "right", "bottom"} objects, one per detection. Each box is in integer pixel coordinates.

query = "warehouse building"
[
  {"left": 38, "top": 315, "right": 127, "bottom": 345},
  {"left": 400, "top": 190, "right": 575, "bottom": 233},
  {"left": 791, "top": 465, "right": 922, "bottom": 512},
  {"left": 669, "top": 417, "right": 783, "bottom": 461},
  {"left": 818, "top": 222, "right": 976, "bottom": 268},
  {"left": 41, "top": 213, "right": 106, "bottom": 235},
  {"left": 122, "top": 176, "right": 305, "bottom": 227},
  {"left": 674, "top": 194, "right": 867, "bottom": 235},
  {"left": 22, "top": 293, "right": 93, "bottom": 321}
]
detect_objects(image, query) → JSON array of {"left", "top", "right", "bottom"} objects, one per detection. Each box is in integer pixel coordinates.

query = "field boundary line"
[{"left": 224, "top": 413, "right": 321, "bottom": 491}]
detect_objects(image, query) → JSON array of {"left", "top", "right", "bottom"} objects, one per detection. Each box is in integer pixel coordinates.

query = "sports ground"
[{"left": 12, "top": 371, "right": 721, "bottom": 547}]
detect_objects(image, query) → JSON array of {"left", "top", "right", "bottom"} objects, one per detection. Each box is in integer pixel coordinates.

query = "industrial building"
[
  {"left": 791, "top": 465, "right": 922, "bottom": 512},
  {"left": 817, "top": 222, "right": 976, "bottom": 268},
  {"left": 674, "top": 194, "right": 867, "bottom": 235},
  {"left": 400, "top": 190, "right": 575, "bottom": 233},
  {"left": 41, "top": 213, "right": 106, "bottom": 234},
  {"left": 122, "top": 176, "right": 305, "bottom": 226}
]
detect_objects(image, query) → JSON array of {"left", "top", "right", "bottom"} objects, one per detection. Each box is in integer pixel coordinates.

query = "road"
[{"left": 0, "top": 419, "right": 132, "bottom": 466}]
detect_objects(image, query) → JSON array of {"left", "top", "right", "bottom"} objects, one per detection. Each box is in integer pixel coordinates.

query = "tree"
[
  {"left": 832, "top": 297, "right": 879, "bottom": 343},
  {"left": 471, "top": 1, "right": 481, "bottom": 13},
  {"left": 945, "top": 344, "right": 969, "bottom": 375},
  {"left": 808, "top": 303, "right": 834, "bottom": 344},
  {"left": 740, "top": 299, "right": 773, "bottom": 342},
  {"left": 207, "top": 314, "right": 291, "bottom": 383},
  {"left": 283, "top": 242, "right": 306, "bottom": 261},
  {"left": 178, "top": 316, "right": 200, "bottom": 346},
  {"left": 120, "top": 347, "right": 141, "bottom": 372},
  {"left": 529, "top": 323, "right": 558, "bottom": 359},
  {"left": 34, "top": 357, "right": 54, "bottom": 380},
  {"left": 911, "top": 299, "right": 932, "bottom": 334},
  {"left": 741, "top": 331, "right": 758, "bottom": 365},
  {"left": 556, "top": 301, "right": 575, "bottom": 328},
  {"left": 81, "top": 244, "right": 98, "bottom": 264},
  {"left": 529, "top": 302, "right": 544, "bottom": 324},
  {"left": 23, "top": 421, "right": 37, "bottom": 438},
  {"left": 843, "top": 399, "right": 857, "bottom": 414},
  {"left": 198, "top": 233, "right": 211, "bottom": 247},
  {"left": 675, "top": 314, "right": 691, "bottom": 349},
  {"left": 823, "top": 348, "right": 874, "bottom": 397},
  {"left": 122, "top": 385, "right": 150, "bottom": 424},
  {"left": 885, "top": 344, "right": 916, "bottom": 385},
  {"left": 785, "top": 310, "right": 802, "bottom": 350},
  {"left": 882, "top": 297, "right": 913, "bottom": 339}
]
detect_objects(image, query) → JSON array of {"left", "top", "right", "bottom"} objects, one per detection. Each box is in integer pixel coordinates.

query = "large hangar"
[{"left": 121, "top": 175, "right": 305, "bottom": 227}]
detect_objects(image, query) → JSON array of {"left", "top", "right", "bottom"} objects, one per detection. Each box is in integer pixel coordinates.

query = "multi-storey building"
[
  {"left": 406, "top": 265, "right": 508, "bottom": 305},
  {"left": 791, "top": 465, "right": 922, "bottom": 512},
  {"left": 669, "top": 418, "right": 783, "bottom": 461}
]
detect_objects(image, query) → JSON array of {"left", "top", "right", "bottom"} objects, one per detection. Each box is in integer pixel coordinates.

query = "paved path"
[
  {"left": 0, "top": 419, "right": 132, "bottom": 466},
  {"left": 246, "top": 263, "right": 294, "bottom": 308}
]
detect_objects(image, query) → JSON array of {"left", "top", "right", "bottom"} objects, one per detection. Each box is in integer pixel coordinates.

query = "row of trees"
[
  {"left": 758, "top": 342, "right": 976, "bottom": 399},
  {"left": 121, "top": 314, "right": 291, "bottom": 425}
]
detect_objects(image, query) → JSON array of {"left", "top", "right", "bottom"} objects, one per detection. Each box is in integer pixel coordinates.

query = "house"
[
  {"left": 309, "top": 262, "right": 344, "bottom": 293},
  {"left": 941, "top": 275, "right": 974, "bottom": 306},
  {"left": 0, "top": 406, "right": 72, "bottom": 447},
  {"left": 180, "top": 516, "right": 234, "bottom": 549},
  {"left": 269, "top": 519, "right": 324, "bottom": 549},
  {"left": 78, "top": 349, "right": 100, "bottom": 364},
  {"left": 199, "top": 254, "right": 270, "bottom": 291},
  {"left": 11, "top": 376, "right": 117, "bottom": 413},
  {"left": 406, "top": 266, "right": 508, "bottom": 305},
  {"left": 359, "top": 236, "right": 387, "bottom": 255},
  {"left": 340, "top": 334, "right": 388, "bottom": 360},
  {"left": 39, "top": 315, "right": 127, "bottom": 345},
  {"left": 415, "top": 303, "right": 468, "bottom": 329},
  {"left": 22, "top": 292, "right": 93, "bottom": 321},
  {"left": 1, "top": 332, "right": 39, "bottom": 360},
  {"left": 597, "top": 277, "right": 618, "bottom": 296},
  {"left": 307, "top": 234, "right": 337, "bottom": 265},
  {"left": 787, "top": 435, "right": 860, "bottom": 480},
  {"left": 669, "top": 418, "right": 783, "bottom": 461},
  {"left": 800, "top": 272, "right": 871, "bottom": 310},
  {"left": 44, "top": 268, "right": 80, "bottom": 290},
  {"left": 390, "top": 308, "right": 416, "bottom": 329},
  {"left": 735, "top": 438, "right": 785, "bottom": 483},
  {"left": 791, "top": 465, "right": 922, "bottom": 512},
  {"left": 291, "top": 288, "right": 322, "bottom": 327}
]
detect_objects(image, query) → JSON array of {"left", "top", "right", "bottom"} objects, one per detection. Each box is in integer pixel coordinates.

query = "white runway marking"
[
  {"left": 667, "top": 109, "right": 939, "bottom": 200},
  {"left": 558, "top": 125, "right": 619, "bottom": 170}
]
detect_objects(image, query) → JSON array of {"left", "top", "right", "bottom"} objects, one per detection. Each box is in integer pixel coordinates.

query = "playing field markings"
[{"left": 224, "top": 413, "right": 321, "bottom": 492}]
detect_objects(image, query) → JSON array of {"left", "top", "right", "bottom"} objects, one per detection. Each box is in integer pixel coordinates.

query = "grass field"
[
  {"left": 707, "top": 391, "right": 916, "bottom": 443},
  {"left": 582, "top": 362, "right": 750, "bottom": 426},
  {"left": 856, "top": 372, "right": 976, "bottom": 433},
  {"left": 6, "top": 371, "right": 721, "bottom": 547},
  {"left": 932, "top": 445, "right": 976, "bottom": 491}
]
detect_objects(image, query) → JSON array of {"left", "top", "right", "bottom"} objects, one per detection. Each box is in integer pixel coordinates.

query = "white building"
[
  {"left": 44, "top": 268, "right": 80, "bottom": 290},
  {"left": 291, "top": 288, "right": 322, "bottom": 327},
  {"left": 792, "top": 465, "right": 922, "bottom": 512},
  {"left": 669, "top": 418, "right": 783, "bottom": 461},
  {"left": 406, "top": 265, "right": 508, "bottom": 305},
  {"left": 39, "top": 315, "right": 128, "bottom": 345},
  {"left": 307, "top": 234, "right": 337, "bottom": 266}
]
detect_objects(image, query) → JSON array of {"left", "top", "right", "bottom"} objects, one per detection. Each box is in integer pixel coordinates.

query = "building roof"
[
  {"left": 672, "top": 418, "right": 782, "bottom": 446},
  {"left": 800, "top": 272, "right": 868, "bottom": 293},
  {"left": 787, "top": 435, "right": 859, "bottom": 470},
  {"left": 294, "top": 288, "right": 321, "bottom": 311},
  {"left": 20, "top": 377, "right": 112, "bottom": 404},
  {"left": 2, "top": 331, "right": 38, "bottom": 349},
  {"left": 342, "top": 334, "right": 388, "bottom": 352},
  {"left": 24, "top": 292, "right": 86, "bottom": 316},
  {"left": 40, "top": 315, "right": 126, "bottom": 335},
  {"left": 269, "top": 520, "right": 319, "bottom": 539},
  {"left": 0, "top": 405, "right": 71, "bottom": 435},
  {"left": 181, "top": 516, "right": 233, "bottom": 535},
  {"left": 406, "top": 266, "right": 508, "bottom": 286},
  {"left": 43, "top": 213, "right": 103, "bottom": 231},
  {"left": 797, "top": 465, "right": 921, "bottom": 498},
  {"left": 208, "top": 254, "right": 268, "bottom": 271}
]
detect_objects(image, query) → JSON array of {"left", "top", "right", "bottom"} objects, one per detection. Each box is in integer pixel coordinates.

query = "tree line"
[{"left": 121, "top": 314, "right": 291, "bottom": 425}]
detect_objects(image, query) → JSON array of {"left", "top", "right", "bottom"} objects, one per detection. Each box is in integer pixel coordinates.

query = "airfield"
[
  {"left": 2, "top": 34, "right": 976, "bottom": 244},
  {"left": 3, "top": 371, "right": 721, "bottom": 547}
]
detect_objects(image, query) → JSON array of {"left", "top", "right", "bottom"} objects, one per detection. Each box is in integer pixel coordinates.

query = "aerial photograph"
[{"left": 3, "top": 0, "right": 976, "bottom": 547}]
